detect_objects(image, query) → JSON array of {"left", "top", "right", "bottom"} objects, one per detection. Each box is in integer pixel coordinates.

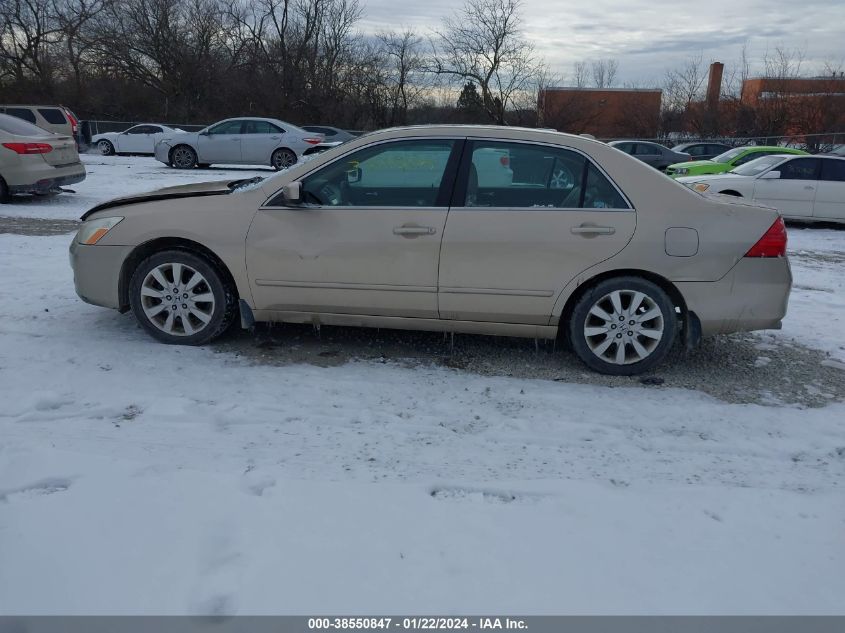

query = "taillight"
[
  {"left": 303, "top": 137, "right": 323, "bottom": 145},
  {"left": 63, "top": 107, "right": 78, "bottom": 134},
  {"left": 2, "top": 142, "right": 53, "bottom": 154},
  {"left": 745, "top": 217, "right": 787, "bottom": 258}
]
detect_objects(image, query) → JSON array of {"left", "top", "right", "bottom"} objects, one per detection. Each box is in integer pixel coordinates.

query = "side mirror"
[
  {"left": 199, "top": 130, "right": 209, "bottom": 136},
  {"left": 282, "top": 181, "right": 303, "bottom": 205},
  {"left": 760, "top": 170, "right": 781, "bottom": 180}
]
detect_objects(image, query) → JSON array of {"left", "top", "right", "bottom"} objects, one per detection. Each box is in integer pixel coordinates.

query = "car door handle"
[
  {"left": 270, "top": 136, "right": 280, "bottom": 140},
  {"left": 804, "top": 185, "right": 815, "bottom": 190},
  {"left": 571, "top": 225, "right": 616, "bottom": 235},
  {"left": 393, "top": 225, "right": 436, "bottom": 237}
]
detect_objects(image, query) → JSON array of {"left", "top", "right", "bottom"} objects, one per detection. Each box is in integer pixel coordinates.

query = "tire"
[
  {"left": 271, "top": 148, "right": 297, "bottom": 171},
  {"left": 97, "top": 140, "right": 115, "bottom": 156},
  {"left": 0, "top": 176, "right": 9, "bottom": 203},
  {"left": 569, "top": 276, "right": 678, "bottom": 376},
  {"left": 129, "top": 250, "right": 237, "bottom": 345},
  {"left": 170, "top": 145, "right": 197, "bottom": 169}
]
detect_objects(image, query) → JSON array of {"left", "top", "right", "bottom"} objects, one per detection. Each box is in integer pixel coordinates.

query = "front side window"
[
  {"left": 125, "top": 125, "right": 146, "bottom": 134},
  {"left": 207, "top": 120, "right": 243, "bottom": 135},
  {"left": 464, "top": 141, "right": 628, "bottom": 210},
  {"left": 778, "top": 158, "right": 820, "bottom": 180},
  {"left": 686, "top": 145, "right": 707, "bottom": 157},
  {"left": 299, "top": 139, "right": 456, "bottom": 207}
]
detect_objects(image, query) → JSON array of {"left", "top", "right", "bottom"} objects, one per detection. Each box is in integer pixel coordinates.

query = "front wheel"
[
  {"left": 170, "top": 145, "right": 197, "bottom": 169},
  {"left": 129, "top": 250, "right": 237, "bottom": 345},
  {"left": 272, "top": 148, "right": 297, "bottom": 171},
  {"left": 569, "top": 277, "right": 678, "bottom": 375}
]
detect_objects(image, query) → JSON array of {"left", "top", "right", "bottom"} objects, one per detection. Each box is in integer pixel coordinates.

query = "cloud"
[{"left": 357, "top": 0, "right": 845, "bottom": 83}]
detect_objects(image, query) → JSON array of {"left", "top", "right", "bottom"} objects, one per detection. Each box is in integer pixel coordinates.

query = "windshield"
[
  {"left": 713, "top": 147, "right": 745, "bottom": 164},
  {"left": 729, "top": 155, "right": 784, "bottom": 176}
]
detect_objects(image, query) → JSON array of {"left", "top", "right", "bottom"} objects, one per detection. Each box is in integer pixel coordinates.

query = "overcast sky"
[{"left": 359, "top": 0, "right": 845, "bottom": 86}]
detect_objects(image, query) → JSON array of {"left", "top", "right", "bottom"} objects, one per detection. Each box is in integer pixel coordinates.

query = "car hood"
[
  {"left": 676, "top": 173, "right": 744, "bottom": 184},
  {"left": 80, "top": 178, "right": 259, "bottom": 220}
]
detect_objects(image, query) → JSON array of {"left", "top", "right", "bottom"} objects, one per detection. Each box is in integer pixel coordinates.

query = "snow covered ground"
[{"left": 0, "top": 155, "right": 843, "bottom": 615}]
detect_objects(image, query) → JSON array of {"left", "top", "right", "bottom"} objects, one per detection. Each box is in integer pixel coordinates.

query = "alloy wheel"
[
  {"left": 139, "top": 262, "right": 215, "bottom": 336},
  {"left": 582, "top": 289, "right": 665, "bottom": 365}
]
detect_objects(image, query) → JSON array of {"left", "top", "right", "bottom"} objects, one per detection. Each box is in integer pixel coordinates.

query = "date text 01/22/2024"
[{"left": 307, "top": 618, "right": 528, "bottom": 630}]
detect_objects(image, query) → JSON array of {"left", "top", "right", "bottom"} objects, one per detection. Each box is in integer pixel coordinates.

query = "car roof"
[{"left": 361, "top": 125, "right": 610, "bottom": 151}]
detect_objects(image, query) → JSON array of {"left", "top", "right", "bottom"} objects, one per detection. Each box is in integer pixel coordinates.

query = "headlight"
[
  {"left": 77, "top": 216, "right": 124, "bottom": 245},
  {"left": 674, "top": 168, "right": 689, "bottom": 175},
  {"left": 692, "top": 183, "right": 710, "bottom": 193}
]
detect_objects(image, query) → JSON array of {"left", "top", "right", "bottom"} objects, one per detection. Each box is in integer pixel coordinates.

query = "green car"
[{"left": 666, "top": 146, "right": 809, "bottom": 178}]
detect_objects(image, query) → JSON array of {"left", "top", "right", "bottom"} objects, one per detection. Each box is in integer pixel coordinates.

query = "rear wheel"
[
  {"left": 0, "top": 177, "right": 9, "bottom": 203},
  {"left": 97, "top": 140, "right": 115, "bottom": 156},
  {"left": 129, "top": 250, "right": 237, "bottom": 345},
  {"left": 569, "top": 276, "right": 678, "bottom": 375},
  {"left": 272, "top": 148, "right": 297, "bottom": 170},
  {"left": 170, "top": 145, "right": 197, "bottom": 169}
]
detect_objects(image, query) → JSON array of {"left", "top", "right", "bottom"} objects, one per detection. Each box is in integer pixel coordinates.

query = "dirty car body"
[{"left": 70, "top": 125, "right": 791, "bottom": 375}]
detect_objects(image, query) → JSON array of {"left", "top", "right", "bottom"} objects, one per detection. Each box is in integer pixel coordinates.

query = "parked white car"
[
  {"left": 677, "top": 154, "right": 845, "bottom": 223},
  {"left": 93, "top": 124, "right": 182, "bottom": 156},
  {"left": 153, "top": 117, "right": 323, "bottom": 170}
]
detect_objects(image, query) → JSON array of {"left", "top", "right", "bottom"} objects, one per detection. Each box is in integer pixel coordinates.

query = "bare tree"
[
  {"left": 591, "top": 58, "right": 618, "bottom": 88},
  {"left": 430, "top": 0, "right": 543, "bottom": 125},
  {"left": 377, "top": 28, "right": 427, "bottom": 125}
]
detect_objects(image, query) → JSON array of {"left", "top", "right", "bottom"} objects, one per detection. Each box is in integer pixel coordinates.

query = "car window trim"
[
  {"left": 450, "top": 137, "right": 633, "bottom": 212},
  {"left": 262, "top": 136, "right": 468, "bottom": 209}
]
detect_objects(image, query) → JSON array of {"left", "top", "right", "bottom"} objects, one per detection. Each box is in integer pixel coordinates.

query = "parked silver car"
[
  {"left": 154, "top": 117, "right": 324, "bottom": 170},
  {"left": 608, "top": 140, "right": 691, "bottom": 171},
  {"left": 0, "top": 113, "right": 85, "bottom": 200},
  {"left": 93, "top": 124, "right": 182, "bottom": 156}
]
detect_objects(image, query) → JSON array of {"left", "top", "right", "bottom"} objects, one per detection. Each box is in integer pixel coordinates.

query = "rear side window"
[
  {"left": 820, "top": 159, "right": 845, "bottom": 182},
  {"left": 463, "top": 141, "right": 629, "bottom": 210},
  {"left": 0, "top": 113, "right": 51, "bottom": 136},
  {"left": 635, "top": 144, "right": 660, "bottom": 155},
  {"left": 5, "top": 108, "right": 37, "bottom": 124},
  {"left": 38, "top": 108, "right": 68, "bottom": 124},
  {"left": 779, "top": 158, "right": 820, "bottom": 180},
  {"left": 242, "top": 120, "right": 281, "bottom": 134}
]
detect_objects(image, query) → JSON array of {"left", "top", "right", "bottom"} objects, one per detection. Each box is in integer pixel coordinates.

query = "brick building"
[{"left": 538, "top": 87, "right": 663, "bottom": 138}]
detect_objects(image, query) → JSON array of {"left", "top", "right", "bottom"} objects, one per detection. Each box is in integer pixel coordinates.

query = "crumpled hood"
[{"left": 80, "top": 179, "right": 246, "bottom": 220}]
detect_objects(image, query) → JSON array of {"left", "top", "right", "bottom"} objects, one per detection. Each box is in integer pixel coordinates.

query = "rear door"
[
  {"left": 196, "top": 120, "right": 243, "bottom": 163},
  {"left": 241, "top": 119, "right": 284, "bottom": 165},
  {"left": 813, "top": 158, "right": 845, "bottom": 221},
  {"left": 753, "top": 157, "right": 820, "bottom": 218},
  {"left": 438, "top": 139, "right": 636, "bottom": 325},
  {"left": 634, "top": 143, "right": 662, "bottom": 168}
]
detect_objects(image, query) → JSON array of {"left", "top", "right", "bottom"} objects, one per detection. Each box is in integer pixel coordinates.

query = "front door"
[
  {"left": 196, "top": 120, "right": 243, "bottom": 163},
  {"left": 438, "top": 139, "right": 636, "bottom": 325},
  {"left": 246, "top": 138, "right": 462, "bottom": 318},
  {"left": 116, "top": 125, "right": 152, "bottom": 153},
  {"left": 753, "top": 157, "right": 820, "bottom": 218},
  {"left": 813, "top": 158, "right": 845, "bottom": 221}
]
